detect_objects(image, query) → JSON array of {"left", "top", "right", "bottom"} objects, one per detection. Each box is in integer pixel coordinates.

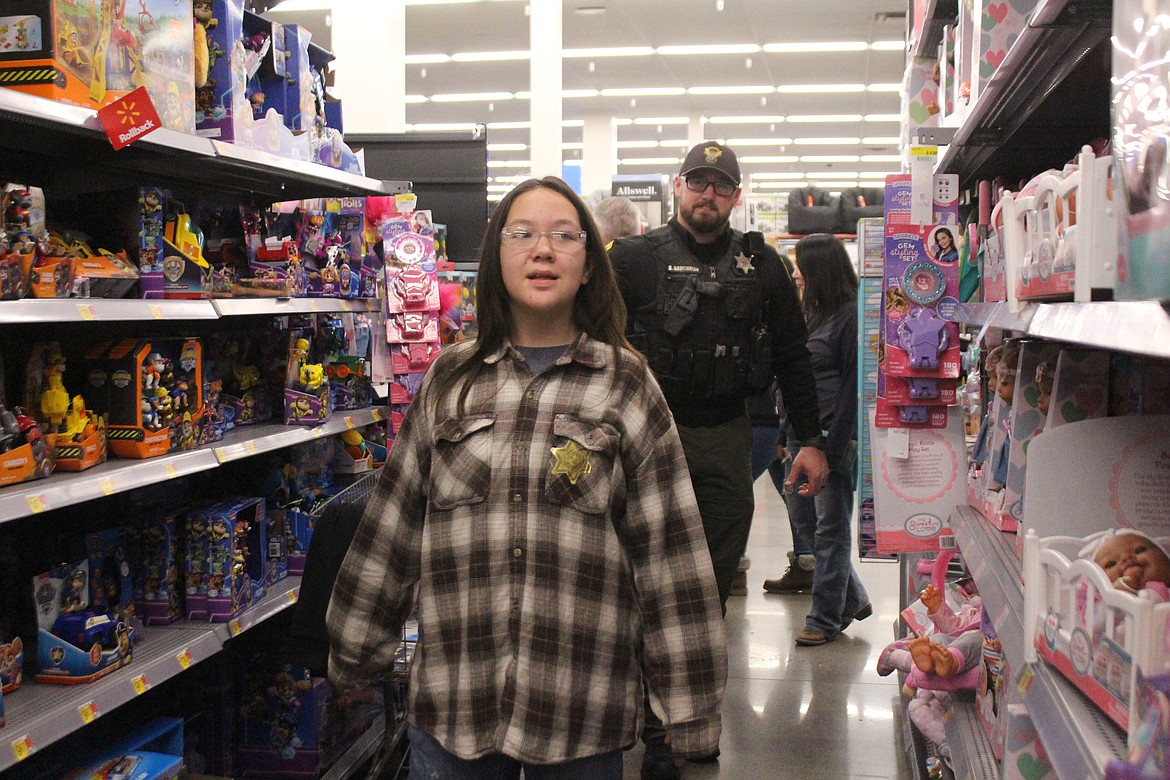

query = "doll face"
[
  {"left": 1094, "top": 533, "right": 1170, "bottom": 593},
  {"left": 995, "top": 364, "right": 1016, "bottom": 405}
]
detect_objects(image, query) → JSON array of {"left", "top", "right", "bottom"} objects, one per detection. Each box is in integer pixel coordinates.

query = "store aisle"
[{"left": 622, "top": 478, "right": 912, "bottom": 779}]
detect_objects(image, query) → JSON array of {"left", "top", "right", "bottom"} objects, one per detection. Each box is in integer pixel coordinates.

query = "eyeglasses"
[
  {"left": 500, "top": 227, "right": 587, "bottom": 251},
  {"left": 684, "top": 176, "right": 737, "bottom": 198}
]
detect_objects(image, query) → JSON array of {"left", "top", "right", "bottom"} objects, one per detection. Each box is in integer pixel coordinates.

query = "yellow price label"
[
  {"left": 10, "top": 735, "right": 34, "bottom": 761},
  {"left": 309, "top": 300, "right": 322, "bottom": 312},
  {"left": 79, "top": 701, "right": 99, "bottom": 724},
  {"left": 910, "top": 145, "right": 939, "bottom": 157},
  {"left": 371, "top": 409, "right": 383, "bottom": 422},
  {"left": 287, "top": 589, "right": 299, "bottom": 604},
  {"left": 345, "top": 417, "right": 355, "bottom": 430},
  {"left": 100, "top": 478, "right": 117, "bottom": 496},
  {"left": 229, "top": 619, "right": 243, "bottom": 637},
  {"left": 149, "top": 304, "right": 164, "bottom": 320},
  {"left": 245, "top": 441, "right": 258, "bottom": 455},
  {"left": 131, "top": 673, "right": 151, "bottom": 695},
  {"left": 1016, "top": 666, "right": 1035, "bottom": 696},
  {"left": 164, "top": 463, "right": 178, "bottom": 479},
  {"left": 77, "top": 304, "right": 96, "bottom": 321},
  {"left": 177, "top": 649, "right": 194, "bottom": 670},
  {"left": 25, "top": 495, "right": 46, "bottom": 514}
]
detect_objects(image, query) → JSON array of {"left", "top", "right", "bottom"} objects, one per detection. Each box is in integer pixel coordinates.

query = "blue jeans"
[
  {"left": 785, "top": 457, "right": 869, "bottom": 637},
  {"left": 408, "top": 725, "right": 623, "bottom": 780},
  {"left": 751, "top": 425, "right": 812, "bottom": 556}
]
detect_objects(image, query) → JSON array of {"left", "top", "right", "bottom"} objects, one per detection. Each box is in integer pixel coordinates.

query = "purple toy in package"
[{"left": 882, "top": 224, "right": 961, "bottom": 380}]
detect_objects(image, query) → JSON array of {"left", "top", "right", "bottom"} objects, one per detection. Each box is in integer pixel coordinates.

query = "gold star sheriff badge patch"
[
  {"left": 704, "top": 146, "right": 723, "bottom": 164},
  {"left": 550, "top": 440, "right": 592, "bottom": 485},
  {"left": 734, "top": 252, "right": 755, "bottom": 273}
]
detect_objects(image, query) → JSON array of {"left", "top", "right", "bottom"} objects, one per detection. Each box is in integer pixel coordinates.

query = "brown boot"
[{"left": 762, "top": 553, "right": 814, "bottom": 593}]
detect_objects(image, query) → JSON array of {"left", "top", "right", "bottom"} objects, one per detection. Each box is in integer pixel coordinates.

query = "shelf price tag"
[
  {"left": 100, "top": 478, "right": 117, "bottom": 496},
  {"left": 371, "top": 409, "right": 383, "bottom": 422},
  {"left": 344, "top": 416, "right": 355, "bottom": 430},
  {"left": 77, "top": 304, "right": 96, "bottom": 321},
  {"left": 131, "top": 673, "right": 151, "bottom": 695},
  {"left": 1016, "top": 666, "right": 1035, "bottom": 696},
  {"left": 10, "top": 735, "right": 34, "bottom": 761},
  {"left": 79, "top": 700, "right": 100, "bottom": 724},
  {"left": 164, "top": 463, "right": 178, "bottom": 479},
  {"left": 177, "top": 649, "right": 194, "bottom": 670},
  {"left": 25, "top": 495, "right": 47, "bottom": 514},
  {"left": 287, "top": 589, "right": 299, "bottom": 604},
  {"left": 149, "top": 304, "right": 164, "bottom": 320},
  {"left": 229, "top": 619, "right": 243, "bottom": 637},
  {"left": 245, "top": 441, "right": 258, "bottom": 456}
]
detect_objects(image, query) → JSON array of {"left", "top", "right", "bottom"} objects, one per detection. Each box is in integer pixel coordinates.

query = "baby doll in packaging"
[{"left": 1082, "top": 529, "right": 1170, "bottom": 601}]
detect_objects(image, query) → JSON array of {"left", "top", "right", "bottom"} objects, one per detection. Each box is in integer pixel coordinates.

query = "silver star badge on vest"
[{"left": 734, "top": 252, "right": 755, "bottom": 274}]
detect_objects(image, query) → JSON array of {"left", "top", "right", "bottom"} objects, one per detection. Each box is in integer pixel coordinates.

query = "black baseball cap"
[{"left": 680, "top": 141, "right": 741, "bottom": 186}]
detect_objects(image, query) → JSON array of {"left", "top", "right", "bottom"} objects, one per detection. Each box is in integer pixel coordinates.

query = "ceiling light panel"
[
  {"left": 451, "top": 50, "right": 530, "bottom": 62},
  {"left": 430, "top": 91, "right": 514, "bottom": 102},
  {"left": 739, "top": 156, "right": 800, "bottom": 163},
  {"left": 706, "top": 115, "right": 786, "bottom": 124},
  {"left": 619, "top": 157, "right": 684, "bottom": 165},
  {"left": 688, "top": 85, "right": 775, "bottom": 95},
  {"left": 786, "top": 114, "right": 863, "bottom": 123},
  {"left": 763, "top": 41, "right": 868, "bottom": 53},
  {"left": 631, "top": 116, "right": 689, "bottom": 124},
  {"left": 777, "top": 84, "right": 865, "bottom": 93},
  {"left": 862, "top": 137, "right": 900, "bottom": 145},
  {"left": 600, "top": 88, "right": 687, "bottom": 97},
  {"left": 725, "top": 138, "right": 795, "bottom": 146},
  {"left": 564, "top": 47, "right": 655, "bottom": 58},
  {"left": 657, "top": 44, "right": 761, "bottom": 55},
  {"left": 404, "top": 54, "right": 452, "bottom": 64},
  {"left": 800, "top": 154, "right": 861, "bottom": 162}
]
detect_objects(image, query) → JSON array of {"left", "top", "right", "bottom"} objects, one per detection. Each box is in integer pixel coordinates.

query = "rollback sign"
[{"left": 97, "top": 86, "right": 163, "bottom": 151}]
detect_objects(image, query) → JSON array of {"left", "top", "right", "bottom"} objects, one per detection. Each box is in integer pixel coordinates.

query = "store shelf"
[
  {"left": 945, "top": 697, "right": 999, "bottom": 780},
  {"left": 949, "top": 506, "right": 1127, "bottom": 778},
  {"left": 913, "top": 0, "right": 958, "bottom": 59},
  {"left": 212, "top": 406, "right": 386, "bottom": 464},
  {"left": 950, "top": 301, "right": 1037, "bottom": 334},
  {"left": 1, "top": 626, "right": 219, "bottom": 771},
  {"left": 1027, "top": 301, "right": 1170, "bottom": 359},
  {"left": 0, "top": 407, "right": 385, "bottom": 524},
  {"left": 0, "top": 297, "right": 383, "bottom": 323},
  {"left": 0, "top": 298, "right": 220, "bottom": 324},
  {"left": 212, "top": 575, "right": 301, "bottom": 642},
  {"left": 953, "top": 300, "right": 1170, "bottom": 359},
  {"left": 212, "top": 297, "right": 382, "bottom": 317},
  {"left": 0, "top": 448, "right": 220, "bottom": 525},
  {"left": 0, "top": 575, "right": 303, "bottom": 771},
  {"left": 936, "top": 0, "right": 1112, "bottom": 186},
  {"left": 0, "top": 88, "right": 408, "bottom": 201}
]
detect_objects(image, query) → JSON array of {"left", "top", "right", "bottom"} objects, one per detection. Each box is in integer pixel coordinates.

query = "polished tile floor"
[{"left": 622, "top": 479, "right": 913, "bottom": 779}]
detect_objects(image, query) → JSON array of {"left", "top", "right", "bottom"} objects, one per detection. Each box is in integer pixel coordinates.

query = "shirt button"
[
  {"left": 512, "top": 493, "right": 522, "bottom": 502},
  {"left": 513, "top": 547, "right": 523, "bottom": 558}
]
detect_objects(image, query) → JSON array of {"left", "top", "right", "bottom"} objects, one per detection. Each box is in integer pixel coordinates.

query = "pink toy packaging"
[{"left": 1111, "top": 0, "right": 1170, "bottom": 302}]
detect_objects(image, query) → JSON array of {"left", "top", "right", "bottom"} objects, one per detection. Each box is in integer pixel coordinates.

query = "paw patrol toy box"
[
  {"left": 0, "top": 0, "right": 195, "bottom": 133},
  {"left": 32, "top": 559, "right": 134, "bottom": 684}
]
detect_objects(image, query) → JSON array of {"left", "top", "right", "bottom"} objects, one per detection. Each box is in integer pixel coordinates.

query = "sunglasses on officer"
[{"left": 683, "top": 175, "right": 738, "bottom": 198}]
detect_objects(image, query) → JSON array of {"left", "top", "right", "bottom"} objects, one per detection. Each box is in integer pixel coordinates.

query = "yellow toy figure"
[
  {"left": 90, "top": 0, "right": 115, "bottom": 102},
  {"left": 299, "top": 364, "right": 324, "bottom": 391},
  {"left": 40, "top": 354, "right": 70, "bottom": 434},
  {"left": 192, "top": 0, "right": 217, "bottom": 88}
]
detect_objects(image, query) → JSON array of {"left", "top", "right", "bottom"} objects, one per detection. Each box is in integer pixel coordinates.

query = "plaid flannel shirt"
[{"left": 326, "top": 334, "right": 726, "bottom": 763}]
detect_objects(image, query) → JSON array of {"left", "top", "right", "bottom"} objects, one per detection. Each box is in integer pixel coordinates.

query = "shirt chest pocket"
[
  {"left": 544, "top": 416, "right": 618, "bottom": 515},
  {"left": 431, "top": 414, "right": 495, "bottom": 509}
]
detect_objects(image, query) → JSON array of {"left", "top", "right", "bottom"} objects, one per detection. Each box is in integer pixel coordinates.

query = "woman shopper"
[
  {"left": 326, "top": 177, "right": 726, "bottom": 778},
  {"left": 781, "top": 233, "right": 871, "bottom": 646}
]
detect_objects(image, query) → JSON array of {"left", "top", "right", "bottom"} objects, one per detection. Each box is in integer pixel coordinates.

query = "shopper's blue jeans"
[
  {"left": 786, "top": 455, "right": 869, "bottom": 637},
  {"left": 753, "top": 424, "right": 813, "bottom": 556},
  {"left": 408, "top": 725, "right": 623, "bottom": 780}
]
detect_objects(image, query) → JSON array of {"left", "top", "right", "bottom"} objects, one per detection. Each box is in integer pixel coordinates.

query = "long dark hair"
[
  {"left": 428, "top": 176, "right": 636, "bottom": 415},
  {"left": 794, "top": 233, "right": 857, "bottom": 333}
]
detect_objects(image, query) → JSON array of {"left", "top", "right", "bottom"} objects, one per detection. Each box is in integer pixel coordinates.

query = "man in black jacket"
[{"left": 609, "top": 141, "right": 827, "bottom": 779}]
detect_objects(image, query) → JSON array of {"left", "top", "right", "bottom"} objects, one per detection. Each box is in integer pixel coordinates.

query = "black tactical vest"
[{"left": 629, "top": 227, "right": 772, "bottom": 401}]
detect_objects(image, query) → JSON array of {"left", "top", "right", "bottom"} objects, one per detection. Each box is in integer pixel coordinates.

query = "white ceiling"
[{"left": 275, "top": 0, "right": 910, "bottom": 196}]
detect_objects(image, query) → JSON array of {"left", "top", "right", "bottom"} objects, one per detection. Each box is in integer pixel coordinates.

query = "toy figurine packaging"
[
  {"left": 32, "top": 559, "right": 135, "bottom": 684},
  {"left": 0, "top": 0, "right": 196, "bottom": 133}
]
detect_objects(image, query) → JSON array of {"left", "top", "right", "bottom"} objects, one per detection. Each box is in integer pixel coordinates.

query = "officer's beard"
[{"left": 680, "top": 199, "right": 730, "bottom": 238}]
